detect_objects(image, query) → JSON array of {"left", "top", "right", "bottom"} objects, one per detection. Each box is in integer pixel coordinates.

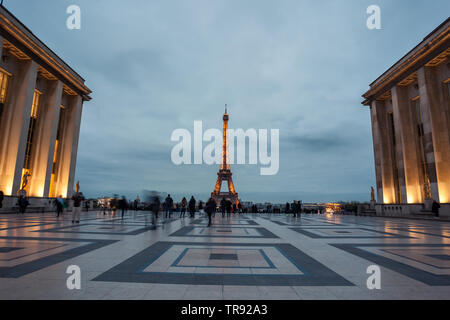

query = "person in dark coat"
[
  {"left": 285, "top": 202, "right": 290, "bottom": 214},
  {"left": 292, "top": 201, "right": 298, "bottom": 217},
  {"left": 180, "top": 197, "right": 187, "bottom": 218},
  {"left": 188, "top": 196, "right": 196, "bottom": 218},
  {"left": 54, "top": 198, "right": 63, "bottom": 217},
  {"left": 165, "top": 194, "right": 173, "bottom": 218},
  {"left": 119, "top": 196, "right": 127, "bottom": 218},
  {"left": 220, "top": 198, "right": 227, "bottom": 217},
  {"left": 71, "top": 192, "right": 85, "bottom": 223},
  {"left": 432, "top": 200, "right": 441, "bottom": 218},
  {"left": 151, "top": 194, "right": 161, "bottom": 223},
  {"left": 205, "top": 198, "right": 216, "bottom": 227},
  {"left": 226, "top": 200, "right": 232, "bottom": 217},
  {"left": 18, "top": 195, "right": 29, "bottom": 214}
]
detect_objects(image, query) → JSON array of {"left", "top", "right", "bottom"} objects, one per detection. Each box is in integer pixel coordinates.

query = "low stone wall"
[
  {"left": 373, "top": 203, "right": 450, "bottom": 218},
  {"left": 0, "top": 196, "right": 73, "bottom": 214}
]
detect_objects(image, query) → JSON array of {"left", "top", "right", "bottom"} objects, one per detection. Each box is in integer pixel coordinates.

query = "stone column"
[
  {"left": 371, "top": 100, "right": 396, "bottom": 204},
  {"left": 392, "top": 85, "right": 423, "bottom": 203},
  {"left": 55, "top": 95, "right": 83, "bottom": 198},
  {"left": 0, "top": 60, "right": 38, "bottom": 195},
  {"left": 29, "top": 80, "right": 63, "bottom": 197},
  {"left": 66, "top": 95, "right": 83, "bottom": 198},
  {"left": 417, "top": 67, "right": 442, "bottom": 202},
  {"left": 370, "top": 101, "right": 384, "bottom": 203},
  {"left": 418, "top": 66, "right": 450, "bottom": 203},
  {"left": 389, "top": 88, "right": 407, "bottom": 203},
  {"left": 0, "top": 34, "right": 5, "bottom": 194}
]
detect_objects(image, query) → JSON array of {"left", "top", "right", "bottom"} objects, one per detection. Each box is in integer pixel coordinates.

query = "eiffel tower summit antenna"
[{"left": 211, "top": 106, "right": 239, "bottom": 205}]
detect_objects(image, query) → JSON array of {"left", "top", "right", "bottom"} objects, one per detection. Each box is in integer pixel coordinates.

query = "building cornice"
[
  {"left": 362, "top": 18, "right": 450, "bottom": 106},
  {"left": 0, "top": 6, "right": 92, "bottom": 101}
]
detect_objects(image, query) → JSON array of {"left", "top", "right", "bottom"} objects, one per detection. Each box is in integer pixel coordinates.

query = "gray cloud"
[{"left": 7, "top": 0, "right": 450, "bottom": 202}]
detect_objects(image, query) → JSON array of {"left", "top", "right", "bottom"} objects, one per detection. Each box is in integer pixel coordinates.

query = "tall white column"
[
  {"left": 418, "top": 66, "right": 450, "bottom": 203},
  {"left": 29, "top": 80, "right": 63, "bottom": 197},
  {"left": 372, "top": 100, "right": 397, "bottom": 204},
  {"left": 54, "top": 95, "right": 83, "bottom": 198},
  {"left": 0, "top": 60, "right": 38, "bottom": 195},
  {"left": 392, "top": 85, "right": 423, "bottom": 203},
  {"left": 370, "top": 101, "right": 384, "bottom": 203},
  {"left": 66, "top": 95, "right": 83, "bottom": 198}
]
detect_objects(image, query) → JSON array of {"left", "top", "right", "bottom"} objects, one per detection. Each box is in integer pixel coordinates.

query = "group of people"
[
  {"left": 179, "top": 195, "right": 197, "bottom": 218},
  {"left": 0, "top": 187, "right": 443, "bottom": 225},
  {"left": 145, "top": 194, "right": 241, "bottom": 227},
  {"left": 285, "top": 201, "right": 303, "bottom": 217}
]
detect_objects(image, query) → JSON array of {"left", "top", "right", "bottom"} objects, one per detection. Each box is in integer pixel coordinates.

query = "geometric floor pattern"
[
  {"left": 0, "top": 210, "right": 449, "bottom": 299},
  {"left": 93, "top": 241, "right": 352, "bottom": 286}
]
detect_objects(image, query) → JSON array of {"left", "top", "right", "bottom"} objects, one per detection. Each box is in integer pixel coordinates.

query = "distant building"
[
  {"left": 362, "top": 18, "right": 449, "bottom": 217},
  {"left": 0, "top": 6, "right": 92, "bottom": 212}
]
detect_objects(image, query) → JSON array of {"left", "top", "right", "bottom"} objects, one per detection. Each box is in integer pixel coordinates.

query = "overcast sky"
[{"left": 6, "top": 0, "right": 450, "bottom": 203}]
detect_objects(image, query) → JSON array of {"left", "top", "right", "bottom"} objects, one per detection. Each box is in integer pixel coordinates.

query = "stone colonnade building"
[
  {"left": 363, "top": 18, "right": 449, "bottom": 217},
  {"left": 0, "top": 6, "right": 91, "bottom": 212}
]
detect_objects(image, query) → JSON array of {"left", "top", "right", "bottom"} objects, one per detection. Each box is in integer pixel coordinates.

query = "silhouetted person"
[
  {"left": 226, "top": 200, "right": 232, "bottom": 217},
  {"left": 220, "top": 198, "right": 227, "bottom": 217},
  {"left": 151, "top": 194, "right": 161, "bottom": 223},
  {"left": 189, "top": 196, "right": 196, "bottom": 218},
  {"left": 180, "top": 197, "right": 187, "bottom": 218},
  {"left": 205, "top": 197, "right": 216, "bottom": 227},
  {"left": 238, "top": 203, "right": 242, "bottom": 214},
  {"left": 292, "top": 201, "right": 297, "bottom": 217},
  {"left": 54, "top": 198, "right": 63, "bottom": 217},
  {"left": 285, "top": 202, "right": 290, "bottom": 214},
  {"left": 0, "top": 190, "right": 4, "bottom": 209},
  {"left": 71, "top": 192, "right": 85, "bottom": 223},
  {"left": 119, "top": 196, "right": 127, "bottom": 218},
  {"left": 432, "top": 200, "right": 440, "bottom": 218},
  {"left": 17, "top": 195, "right": 29, "bottom": 214},
  {"left": 165, "top": 194, "right": 173, "bottom": 218}
]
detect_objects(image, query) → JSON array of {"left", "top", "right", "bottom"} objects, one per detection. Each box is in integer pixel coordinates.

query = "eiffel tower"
[{"left": 211, "top": 106, "right": 239, "bottom": 205}]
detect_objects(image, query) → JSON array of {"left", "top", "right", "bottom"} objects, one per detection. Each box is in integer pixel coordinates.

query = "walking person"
[
  {"left": 151, "top": 193, "right": 161, "bottom": 224},
  {"left": 165, "top": 194, "right": 173, "bottom": 219},
  {"left": 205, "top": 197, "right": 216, "bottom": 227},
  {"left": 180, "top": 197, "right": 187, "bottom": 218},
  {"left": 432, "top": 200, "right": 441, "bottom": 218},
  {"left": 71, "top": 191, "right": 85, "bottom": 224},
  {"left": 220, "top": 198, "right": 227, "bottom": 217},
  {"left": 292, "top": 201, "right": 297, "bottom": 217},
  {"left": 119, "top": 196, "right": 127, "bottom": 219},
  {"left": 226, "top": 200, "right": 232, "bottom": 217},
  {"left": 188, "top": 196, "right": 196, "bottom": 218},
  {"left": 54, "top": 198, "right": 63, "bottom": 217},
  {"left": 285, "top": 202, "right": 290, "bottom": 215},
  {"left": 17, "top": 195, "right": 29, "bottom": 214}
]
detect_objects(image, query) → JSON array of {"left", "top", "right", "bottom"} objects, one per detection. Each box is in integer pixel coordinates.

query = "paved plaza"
[{"left": 0, "top": 211, "right": 449, "bottom": 300}]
